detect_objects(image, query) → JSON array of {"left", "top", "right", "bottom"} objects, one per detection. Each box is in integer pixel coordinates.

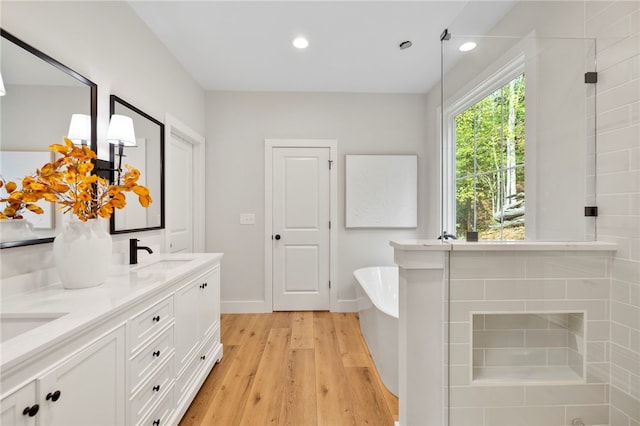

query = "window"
[{"left": 444, "top": 58, "right": 526, "bottom": 240}]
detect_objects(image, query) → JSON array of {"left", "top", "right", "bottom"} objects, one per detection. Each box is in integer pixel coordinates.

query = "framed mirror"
[
  {"left": 0, "top": 29, "right": 97, "bottom": 249},
  {"left": 109, "top": 95, "right": 165, "bottom": 234}
]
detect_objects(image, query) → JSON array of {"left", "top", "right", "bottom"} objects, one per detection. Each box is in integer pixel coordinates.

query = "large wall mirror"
[
  {"left": 0, "top": 29, "right": 97, "bottom": 249},
  {"left": 109, "top": 95, "right": 165, "bottom": 234}
]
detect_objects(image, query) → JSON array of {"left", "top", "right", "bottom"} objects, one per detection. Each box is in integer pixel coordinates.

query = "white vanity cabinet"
[
  {"left": 1, "top": 254, "right": 223, "bottom": 426},
  {"left": 0, "top": 325, "right": 126, "bottom": 426},
  {"left": 174, "top": 265, "right": 222, "bottom": 410},
  {"left": 1, "top": 382, "right": 37, "bottom": 426}
]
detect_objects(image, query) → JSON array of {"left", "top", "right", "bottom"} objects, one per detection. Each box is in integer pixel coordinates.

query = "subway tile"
[
  {"left": 525, "top": 255, "right": 609, "bottom": 279},
  {"left": 548, "top": 348, "right": 569, "bottom": 365},
  {"left": 612, "top": 322, "right": 631, "bottom": 347},
  {"left": 598, "top": 124, "right": 640, "bottom": 153},
  {"left": 611, "top": 300, "right": 640, "bottom": 329},
  {"left": 565, "top": 404, "right": 609, "bottom": 426},
  {"left": 631, "top": 329, "right": 640, "bottom": 352},
  {"left": 483, "top": 313, "right": 552, "bottom": 330},
  {"left": 613, "top": 279, "right": 632, "bottom": 303},
  {"left": 598, "top": 171, "right": 640, "bottom": 195},
  {"left": 630, "top": 147, "right": 640, "bottom": 171},
  {"left": 611, "top": 343, "right": 640, "bottom": 375},
  {"left": 631, "top": 373, "right": 640, "bottom": 399},
  {"left": 632, "top": 101, "right": 639, "bottom": 124},
  {"left": 525, "top": 329, "right": 569, "bottom": 348},
  {"left": 484, "top": 348, "right": 548, "bottom": 367},
  {"left": 611, "top": 385, "right": 640, "bottom": 422},
  {"left": 587, "top": 341, "right": 609, "bottom": 363},
  {"left": 632, "top": 10, "right": 639, "bottom": 36},
  {"left": 567, "top": 278, "right": 610, "bottom": 299},
  {"left": 585, "top": 0, "right": 612, "bottom": 21},
  {"left": 610, "top": 405, "right": 631, "bottom": 426},
  {"left": 599, "top": 149, "right": 631, "bottom": 174},
  {"left": 450, "top": 253, "right": 526, "bottom": 280},
  {"left": 631, "top": 282, "right": 640, "bottom": 307},
  {"left": 484, "top": 406, "right": 565, "bottom": 426},
  {"left": 587, "top": 320, "right": 610, "bottom": 341},
  {"left": 473, "top": 330, "right": 524, "bottom": 349},
  {"left": 613, "top": 258, "right": 640, "bottom": 283},
  {"left": 448, "top": 407, "right": 484, "bottom": 426},
  {"left": 598, "top": 104, "right": 631, "bottom": 133},
  {"left": 525, "top": 384, "right": 606, "bottom": 405},
  {"left": 598, "top": 36, "right": 640, "bottom": 72},
  {"left": 598, "top": 79, "right": 640, "bottom": 113},
  {"left": 473, "top": 348, "right": 484, "bottom": 367},
  {"left": 485, "top": 279, "right": 566, "bottom": 300},
  {"left": 586, "top": 362, "right": 610, "bottom": 383},
  {"left": 449, "top": 344, "right": 471, "bottom": 365},
  {"left": 449, "top": 385, "right": 525, "bottom": 407},
  {"left": 599, "top": 193, "right": 631, "bottom": 215},
  {"left": 450, "top": 279, "right": 485, "bottom": 300},
  {"left": 451, "top": 301, "right": 527, "bottom": 322},
  {"left": 598, "top": 56, "right": 635, "bottom": 92},
  {"left": 450, "top": 322, "right": 471, "bottom": 344},
  {"left": 449, "top": 365, "right": 471, "bottom": 386},
  {"left": 525, "top": 300, "right": 608, "bottom": 320},
  {"left": 612, "top": 363, "right": 632, "bottom": 392}
]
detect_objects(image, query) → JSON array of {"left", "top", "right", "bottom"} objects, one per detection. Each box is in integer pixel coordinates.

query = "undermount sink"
[
  {"left": 1, "top": 312, "right": 68, "bottom": 343},
  {"left": 134, "top": 259, "right": 191, "bottom": 272}
]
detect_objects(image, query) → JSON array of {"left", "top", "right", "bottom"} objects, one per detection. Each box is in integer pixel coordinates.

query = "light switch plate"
[{"left": 240, "top": 213, "right": 255, "bottom": 225}]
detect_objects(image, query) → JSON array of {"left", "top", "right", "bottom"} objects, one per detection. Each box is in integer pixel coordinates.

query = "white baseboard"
[
  {"left": 221, "top": 299, "right": 357, "bottom": 313},
  {"left": 221, "top": 300, "right": 271, "bottom": 313},
  {"left": 332, "top": 299, "right": 357, "bottom": 312}
]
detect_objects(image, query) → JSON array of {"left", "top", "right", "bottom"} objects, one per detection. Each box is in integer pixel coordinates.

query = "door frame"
[
  {"left": 265, "top": 139, "right": 338, "bottom": 312},
  {"left": 165, "top": 114, "right": 206, "bottom": 253}
]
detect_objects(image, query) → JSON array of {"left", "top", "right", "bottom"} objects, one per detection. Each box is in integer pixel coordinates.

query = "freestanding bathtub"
[{"left": 353, "top": 266, "right": 399, "bottom": 396}]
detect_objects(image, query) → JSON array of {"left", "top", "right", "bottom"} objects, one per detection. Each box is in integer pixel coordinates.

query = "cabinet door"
[
  {"left": 1, "top": 382, "right": 38, "bottom": 426},
  {"left": 174, "top": 280, "right": 200, "bottom": 375},
  {"left": 198, "top": 267, "right": 220, "bottom": 340},
  {"left": 38, "top": 325, "right": 125, "bottom": 426}
]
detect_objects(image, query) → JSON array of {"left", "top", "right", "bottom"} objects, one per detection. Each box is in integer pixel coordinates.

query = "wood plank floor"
[{"left": 179, "top": 312, "right": 398, "bottom": 426}]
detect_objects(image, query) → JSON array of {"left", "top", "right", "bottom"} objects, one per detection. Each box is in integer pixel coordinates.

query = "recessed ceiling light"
[
  {"left": 292, "top": 37, "right": 309, "bottom": 49},
  {"left": 459, "top": 42, "right": 477, "bottom": 52}
]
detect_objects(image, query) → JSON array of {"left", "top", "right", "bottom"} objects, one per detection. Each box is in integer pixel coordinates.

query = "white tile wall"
[{"left": 448, "top": 251, "right": 612, "bottom": 426}]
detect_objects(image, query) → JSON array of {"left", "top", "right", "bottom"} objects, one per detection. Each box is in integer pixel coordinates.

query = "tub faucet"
[
  {"left": 438, "top": 231, "right": 457, "bottom": 240},
  {"left": 130, "top": 238, "right": 153, "bottom": 265}
]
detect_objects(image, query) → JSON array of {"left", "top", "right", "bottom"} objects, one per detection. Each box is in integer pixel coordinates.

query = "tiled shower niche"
[{"left": 472, "top": 312, "right": 585, "bottom": 383}]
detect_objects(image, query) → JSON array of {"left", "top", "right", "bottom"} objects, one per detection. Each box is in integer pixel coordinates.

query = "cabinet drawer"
[
  {"left": 130, "top": 325, "right": 174, "bottom": 393},
  {"left": 130, "top": 354, "right": 174, "bottom": 426},
  {"left": 139, "top": 384, "right": 174, "bottom": 426},
  {"left": 129, "top": 296, "right": 174, "bottom": 354}
]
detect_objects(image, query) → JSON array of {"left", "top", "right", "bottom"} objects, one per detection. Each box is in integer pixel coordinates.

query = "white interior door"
[
  {"left": 168, "top": 134, "right": 193, "bottom": 253},
  {"left": 272, "top": 147, "right": 330, "bottom": 311}
]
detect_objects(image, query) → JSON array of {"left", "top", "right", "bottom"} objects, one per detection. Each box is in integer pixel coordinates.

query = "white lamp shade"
[
  {"left": 106, "top": 114, "right": 136, "bottom": 146},
  {"left": 0, "top": 72, "right": 6, "bottom": 96},
  {"left": 67, "top": 114, "right": 92, "bottom": 145}
]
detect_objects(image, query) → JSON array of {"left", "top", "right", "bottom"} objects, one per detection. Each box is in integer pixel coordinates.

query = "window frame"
[{"left": 442, "top": 53, "right": 529, "bottom": 240}]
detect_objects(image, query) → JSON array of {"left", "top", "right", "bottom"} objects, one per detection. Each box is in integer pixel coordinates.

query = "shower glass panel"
[
  {"left": 442, "top": 34, "right": 600, "bottom": 426},
  {"left": 440, "top": 35, "right": 597, "bottom": 242}
]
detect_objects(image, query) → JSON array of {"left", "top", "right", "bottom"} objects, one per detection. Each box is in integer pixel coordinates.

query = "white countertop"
[
  {"left": 390, "top": 239, "right": 617, "bottom": 251},
  {"left": 0, "top": 253, "right": 223, "bottom": 372}
]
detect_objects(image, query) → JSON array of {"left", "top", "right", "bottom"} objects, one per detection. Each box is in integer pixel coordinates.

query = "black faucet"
[
  {"left": 130, "top": 238, "right": 153, "bottom": 265},
  {"left": 438, "top": 231, "right": 458, "bottom": 240}
]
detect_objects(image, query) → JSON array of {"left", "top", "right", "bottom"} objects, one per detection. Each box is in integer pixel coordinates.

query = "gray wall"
[
  {"left": 0, "top": 1, "right": 206, "bottom": 277},
  {"left": 206, "top": 91, "right": 429, "bottom": 311}
]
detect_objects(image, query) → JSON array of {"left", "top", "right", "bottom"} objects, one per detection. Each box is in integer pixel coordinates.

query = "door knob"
[{"left": 274, "top": 234, "right": 281, "bottom": 240}]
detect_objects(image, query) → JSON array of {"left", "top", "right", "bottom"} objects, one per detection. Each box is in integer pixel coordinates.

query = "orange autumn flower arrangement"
[
  {"left": 0, "top": 177, "right": 44, "bottom": 219},
  {"left": 1, "top": 138, "right": 152, "bottom": 221}
]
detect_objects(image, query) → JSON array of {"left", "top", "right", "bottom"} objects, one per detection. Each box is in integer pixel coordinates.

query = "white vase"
[{"left": 53, "top": 218, "right": 112, "bottom": 289}]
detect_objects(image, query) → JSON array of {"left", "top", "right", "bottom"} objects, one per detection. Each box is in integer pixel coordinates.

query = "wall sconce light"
[
  {"left": 106, "top": 114, "right": 136, "bottom": 183},
  {"left": 0, "top": 72, "right": 6, "bottom": 96},
  {"left": 67, "top": 114, "right": 92, "bottom": 146}
]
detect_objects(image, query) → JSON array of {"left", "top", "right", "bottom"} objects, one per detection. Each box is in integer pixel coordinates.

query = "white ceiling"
[{"left": 129, "top": 1, "right": 517, "bottom": 94}]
